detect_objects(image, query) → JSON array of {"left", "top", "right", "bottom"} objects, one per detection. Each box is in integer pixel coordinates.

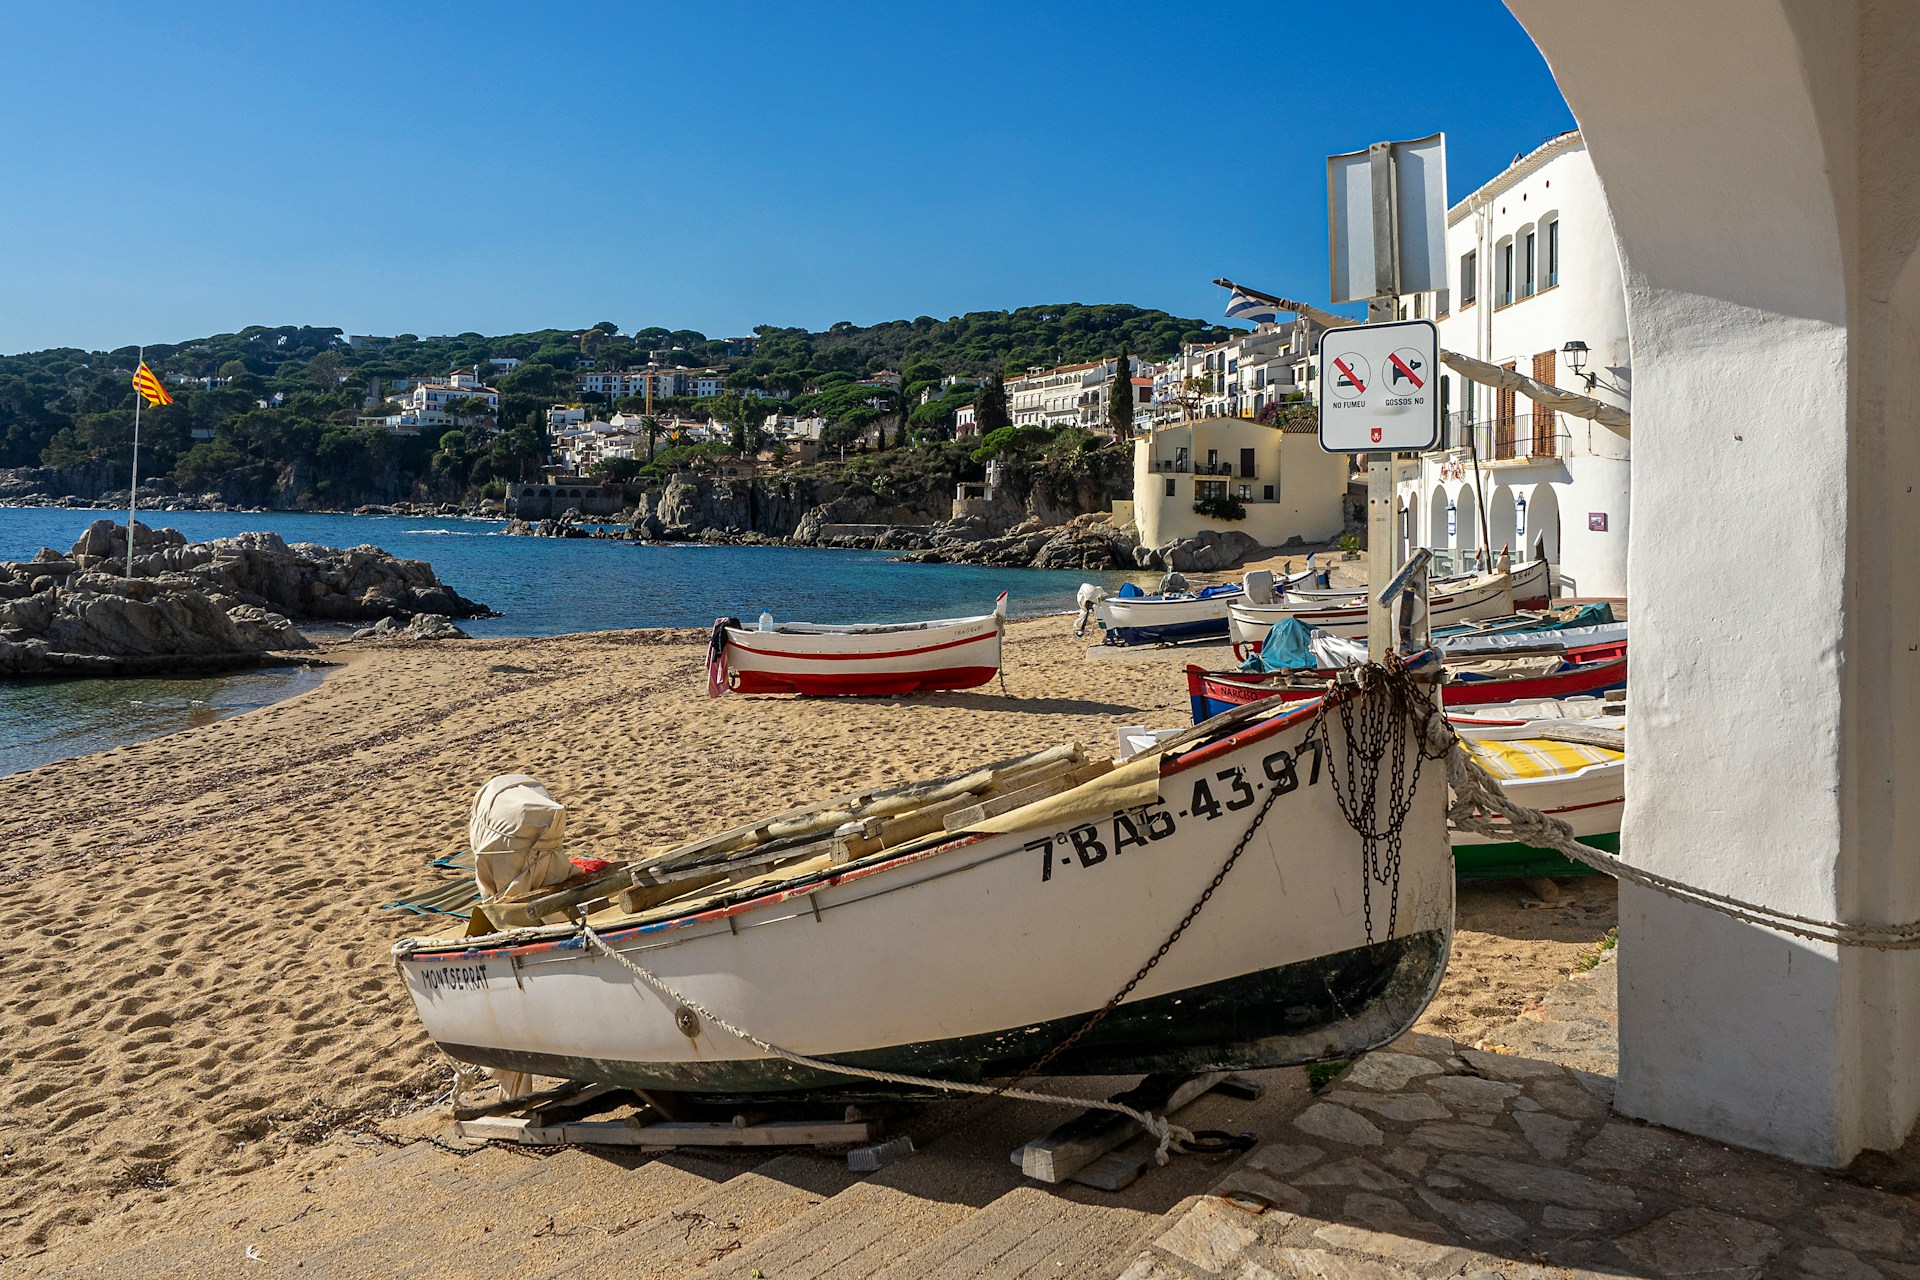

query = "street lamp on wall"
[
  {"left": 1516, "top": 490, "right": 1528, "bottom": 535},
  {"left": 1561, "top": 340, "right": 1598, "bottom": 391}
]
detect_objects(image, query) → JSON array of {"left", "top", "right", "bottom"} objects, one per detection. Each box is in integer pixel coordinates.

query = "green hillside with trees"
[{"left": 0, "top": 304, "right": 1231, "bottom": 509}]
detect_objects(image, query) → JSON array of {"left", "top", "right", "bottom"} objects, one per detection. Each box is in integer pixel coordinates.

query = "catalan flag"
[{"left": 131, "top": 362, "right": 173, "bottom": 407}]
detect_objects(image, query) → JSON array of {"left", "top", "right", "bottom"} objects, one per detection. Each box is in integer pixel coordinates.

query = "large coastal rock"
[
  {"left": 897, "top": 511, "right": 1143, "bottom": 571},
  {"left": 0, "top": 519, "right": 490, "bottom": 677},
  {"left": 0, "top": 572, "right": 311, "bottom": 677}
]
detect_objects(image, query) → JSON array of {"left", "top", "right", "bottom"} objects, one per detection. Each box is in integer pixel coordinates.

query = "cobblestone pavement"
[{"left": 1120, "top": 954, "right": 1920, "bottom": 1279}]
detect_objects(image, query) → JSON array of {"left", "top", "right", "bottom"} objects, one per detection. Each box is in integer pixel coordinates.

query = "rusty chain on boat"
[{"left": 1309, "top": 654, "right": 1453, "bottom": 949}]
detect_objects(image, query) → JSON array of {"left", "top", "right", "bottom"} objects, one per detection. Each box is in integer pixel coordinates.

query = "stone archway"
[
  {"left": 1487, "top": 484, "right": 1517, "bottom": 561},
  {"left": 1509, "top": 0, "right": 1920, "bottom": 1166},
  {"left": 1523, "top": 481, "right": 1562, "bottom": 571},
  {"left": 1427, "top": 483, "right": 1450, "bottom": 556}
]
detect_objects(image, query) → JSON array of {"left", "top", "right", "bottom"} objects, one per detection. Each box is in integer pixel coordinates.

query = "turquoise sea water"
[{"left": 1, "top": 507, "right": 1139, "bottom": 774}]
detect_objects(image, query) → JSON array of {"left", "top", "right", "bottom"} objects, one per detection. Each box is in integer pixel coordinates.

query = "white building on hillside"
[
  {"left": 1151, "top": 322, "right": 1320, "bottom": 423},
  {"left": 1392, "top": 130, "right": 1631, "bottom": 598},
  {"left": 1006, "top": 356, "right": 1153, "bottom": 434},
  {"left": 406, "top": 371, "right": 499, "bottom": 416}
]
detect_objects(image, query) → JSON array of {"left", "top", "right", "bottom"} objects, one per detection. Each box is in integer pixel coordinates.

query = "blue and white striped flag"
[{"left": 1224, "top": 288, "right": 1279, "bottom": 323}]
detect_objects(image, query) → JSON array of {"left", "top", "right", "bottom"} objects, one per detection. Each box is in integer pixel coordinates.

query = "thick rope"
[
  {"left": 1446, "top": 741, "right": 1920, "bottom": 951},
  {"left": 577, "top": 923, "right": 1196, "bottom": 1163}
]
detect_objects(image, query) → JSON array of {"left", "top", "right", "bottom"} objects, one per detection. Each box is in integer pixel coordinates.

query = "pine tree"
[
  {"left": 976, "top": 374, "right": 1010, "bottom": 433},
  {"left": 1106, "top": 350, "right": 1136, "bottom": 438}
]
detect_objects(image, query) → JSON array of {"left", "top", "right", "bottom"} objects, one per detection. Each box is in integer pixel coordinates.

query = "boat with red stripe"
[{"left": 708, "top": 593, "right": 1007, "bottom": 697}]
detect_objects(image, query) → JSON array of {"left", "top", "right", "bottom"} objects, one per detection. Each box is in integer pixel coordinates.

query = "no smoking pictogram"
[{"left": 1329, "top": 353, "right": 1370, "bottom": 399}]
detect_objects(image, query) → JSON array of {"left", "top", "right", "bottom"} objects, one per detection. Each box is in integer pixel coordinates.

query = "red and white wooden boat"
[
  {"left": 708, "top": 594, "right": 1007, "bottom": 697},
  {"left": 1184, "top": 639, "right": 1627, "bottom": 722}
]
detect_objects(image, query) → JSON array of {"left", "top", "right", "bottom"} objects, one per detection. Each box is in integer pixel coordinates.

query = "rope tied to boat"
[
  {"left": 1445, "top": 745, "right": 1920, "bottom": 950},
  {"left": 577, "top": 921, "right": 1199, "bottom": 1163}
]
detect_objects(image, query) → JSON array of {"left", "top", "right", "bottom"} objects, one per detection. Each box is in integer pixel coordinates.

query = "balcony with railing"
[
  {"left": 1444, "top": 411, "right": 1571, "bottom": 464},
  {"left": 1148, "top": 457, "right": 1257, "bottom": 477}
]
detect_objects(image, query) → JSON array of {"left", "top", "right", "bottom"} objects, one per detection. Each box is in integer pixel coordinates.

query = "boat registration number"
[{"left": 1030, "top": 739, "right": 1322, "bottom": 882}]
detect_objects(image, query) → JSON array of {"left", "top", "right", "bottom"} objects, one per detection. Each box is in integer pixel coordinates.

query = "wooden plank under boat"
[
  {"left": 710, "top": 594, "right": 1006, "bottom": 697},
  {"left": 392, "top": 693, "right": 1453, "bottom": 1098}
]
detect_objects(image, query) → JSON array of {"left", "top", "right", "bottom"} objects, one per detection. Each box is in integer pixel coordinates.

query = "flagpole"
[{"left": 127, "top": 346, "right": 143, "bottom": 578}]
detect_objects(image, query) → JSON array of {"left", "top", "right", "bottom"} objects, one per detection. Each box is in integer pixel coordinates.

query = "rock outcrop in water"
[{"left": 0, "top": 519, "right": 490, "bottom": 677}]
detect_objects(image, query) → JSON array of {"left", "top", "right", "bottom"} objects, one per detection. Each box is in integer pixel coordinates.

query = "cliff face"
[{"left": 624, "top": 449, "right": 1127, "bottom": 545}]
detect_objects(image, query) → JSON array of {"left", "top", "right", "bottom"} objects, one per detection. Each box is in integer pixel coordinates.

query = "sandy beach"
[{"left": 0, "top": 616, "right": 1616, "bottom": 1265}]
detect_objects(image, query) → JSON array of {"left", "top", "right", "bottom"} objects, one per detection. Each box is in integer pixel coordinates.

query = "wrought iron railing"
[{"left": 1443, "top": 411, "right": 1571, "bottom": 463}]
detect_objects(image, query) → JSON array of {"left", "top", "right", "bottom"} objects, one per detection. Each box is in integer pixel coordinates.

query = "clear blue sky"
[{"left": 0, "top": 1, "right": 1573, "bottom": 355}]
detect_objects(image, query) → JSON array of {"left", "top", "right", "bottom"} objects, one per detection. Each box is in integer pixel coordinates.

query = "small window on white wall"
[
  {"left": 1544, "top": 217, "right": 1560, "bottom": 287},
  {"left": 1497, "top": 239, "right": 1515, "bottom": 306},
  {"left": 1523, "top": 230, "right": 1537, "bottom": 298}
]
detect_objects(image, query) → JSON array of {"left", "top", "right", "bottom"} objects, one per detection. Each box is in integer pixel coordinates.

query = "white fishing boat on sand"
[
  {"left": 393, "top": 684, "right": 1453, "bottom": 1098},
  {"left": 707, "top": 594, "right": 1006, "bottom": 697},
  {"left": 1229, "top": 571, "right": 1515, "bottom": 647}
]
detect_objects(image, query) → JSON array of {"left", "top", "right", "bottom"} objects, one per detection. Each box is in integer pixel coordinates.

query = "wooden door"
[
  {"left": 1239, "top": 447, "right": 1256, "bottom": 478},
  {"left": 1531, "top": 351, "right": 1558, "bottom": 456}
]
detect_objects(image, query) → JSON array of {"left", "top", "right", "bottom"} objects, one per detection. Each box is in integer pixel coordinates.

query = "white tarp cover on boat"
[{"left": 470, "top": 774, "right": 570, "bottom": 903}]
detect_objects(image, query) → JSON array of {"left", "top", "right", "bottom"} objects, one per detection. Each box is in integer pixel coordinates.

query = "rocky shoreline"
[{"left": 0, "top": 520, "right": 491, "bottom": 678}]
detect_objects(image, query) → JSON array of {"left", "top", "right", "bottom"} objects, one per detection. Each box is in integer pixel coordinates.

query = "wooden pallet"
[
  {"left": 1008, "top": 1072, "right": 1263, "bottom": 1190},
  {"left": 452, "top": 1082, "right": 885, "bottom": 1151}
]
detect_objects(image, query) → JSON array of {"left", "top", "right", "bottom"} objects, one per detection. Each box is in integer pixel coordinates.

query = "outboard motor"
[{"left": 1243, "top": 568, "right": 1277, "bottom": 606}]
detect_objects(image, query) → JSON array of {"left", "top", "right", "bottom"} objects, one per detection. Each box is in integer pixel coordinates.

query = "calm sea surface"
[{"left": 0, "top": 507, "right": 1141, "bottom": 774}]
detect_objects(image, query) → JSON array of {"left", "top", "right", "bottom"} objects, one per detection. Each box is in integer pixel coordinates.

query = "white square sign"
[{"left": 1318, "top": 318, "right": 1440, "bottom": 453}]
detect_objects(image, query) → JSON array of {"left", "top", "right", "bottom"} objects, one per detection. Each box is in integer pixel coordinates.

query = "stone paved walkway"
[{"left": 1120, "top": 954, "right": 1920, "bottom": 1280}]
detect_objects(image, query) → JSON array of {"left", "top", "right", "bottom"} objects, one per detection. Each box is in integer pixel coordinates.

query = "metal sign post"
[{"left": 1324, "top": 133, "right": 1447, "bottom": 663}]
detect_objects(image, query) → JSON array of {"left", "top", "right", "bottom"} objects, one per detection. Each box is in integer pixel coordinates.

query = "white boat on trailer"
[
  {"left": 708, "top": 593, "right": 1006, "bottom": 697},
  {"left": 1229, "top": 571, "right": 1516, "bottom": 648},
  {"left": 393, "top": 687, "right": 1452, "bottom": 1099},
  {"left": 1284, "top": 558, "right": 1551, "bottom": 612}
]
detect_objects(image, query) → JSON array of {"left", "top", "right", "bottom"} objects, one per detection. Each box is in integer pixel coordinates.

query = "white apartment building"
[
  {"left": 954, "top": 405, "right": 978, "bottom": 436},
  {"left": 576, "top": 368, "right": 727, "bottom": 401},
  {"left": 1150, "top": 322, "right": 1319, "bottom": 423},
  {"left": 1006, "top": 356, "right": 1153, "bottom": 433},
  {"left": 406, "top": 370, "right": 499, "bottom": 416},
  {"left": 1391, "top": 130, "right": 1631, "bottom": 598}
]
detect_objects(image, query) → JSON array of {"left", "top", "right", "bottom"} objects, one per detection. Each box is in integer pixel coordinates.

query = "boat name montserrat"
[
  {"left": 1034, "top": 739, "right": 1323, "bottom": 882},
  {"left": 418, "top": 963, "right": 490, "bottom": 992}
]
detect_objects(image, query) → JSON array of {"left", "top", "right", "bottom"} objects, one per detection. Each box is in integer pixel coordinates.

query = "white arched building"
[{"left": 1393, "top": 131, "right": 1631, "bottom": 599}]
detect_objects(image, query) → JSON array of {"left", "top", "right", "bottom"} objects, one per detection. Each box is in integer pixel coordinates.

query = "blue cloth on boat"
[
  {"left": 1242, "top": 617, "right": 1320, "bottom": 672},
  {"left": 1117, "top": 582, "right": 1144, "bottom": 598},
  {"left": 1196, "top": 583, "right": 1241, "bottom": 599},
  {"left": 1544, "top": 601, "right": 1614, "bottom": 628}
]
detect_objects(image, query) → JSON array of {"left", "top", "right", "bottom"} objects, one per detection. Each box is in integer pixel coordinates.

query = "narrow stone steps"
[
  {"left": 281, "top": 1147, "right": 729, "bottom": 1280},
  {"left": 26, "top": 1140, "right": 462, "bottom": 1280},
  {"left": 389, "top": 1149, "right": 762, "bottom": 1280},
  {"left": 867, "top": 1184, "right": 1184, "bottom": 1280},
  {"left": 531, "top": 1151, "right": 862, "bottom": 1279}
]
